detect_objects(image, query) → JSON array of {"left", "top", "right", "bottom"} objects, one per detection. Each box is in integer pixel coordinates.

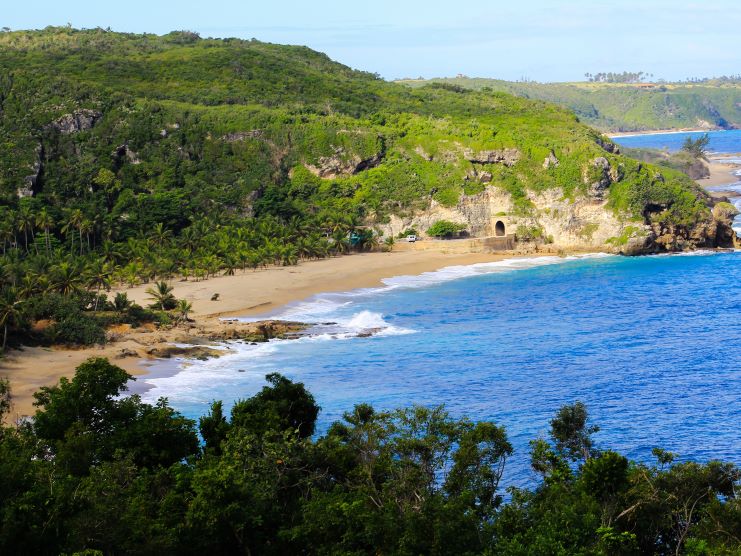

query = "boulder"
[
  {"left": 113, "top": 144, "right": 141, "bottom": 165},
  {"left": 543, "top": 150, "right": 560, "bottom": 169}
]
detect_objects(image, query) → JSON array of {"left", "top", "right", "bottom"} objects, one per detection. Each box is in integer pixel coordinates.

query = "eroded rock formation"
[{"left": 48, "top": 109, "right": 102, "bottom": 134}]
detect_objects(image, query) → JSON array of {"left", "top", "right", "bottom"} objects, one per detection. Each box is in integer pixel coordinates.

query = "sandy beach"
[
  {"left": 3, "top": 150, "right": 739, "bottom": 423},
  {"left": 1, "top": 249, "right": 521, "bottom": 421},
  {"left": 701, "top": 155, "right": 741, "bottom": 200},
  {"left": 607, "top": 127, "right": 722, "bottom": 138}
]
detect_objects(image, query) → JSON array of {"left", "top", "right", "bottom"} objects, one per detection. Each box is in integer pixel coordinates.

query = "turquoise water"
[{"left": 140, "top": 252, "right": 741, "bottom": 484}]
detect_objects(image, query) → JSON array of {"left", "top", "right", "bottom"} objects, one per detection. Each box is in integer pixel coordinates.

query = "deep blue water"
[
  {"left": 141, "top": 252, "right": 741, "bottom": 485},
  {"left": 136, "top": 130, "right": 741, "bottom": 486}
]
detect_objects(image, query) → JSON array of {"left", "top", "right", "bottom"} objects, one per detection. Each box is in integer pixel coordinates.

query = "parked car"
[{"left": 406, "top": 235, "right": 417, "bottom": 242}]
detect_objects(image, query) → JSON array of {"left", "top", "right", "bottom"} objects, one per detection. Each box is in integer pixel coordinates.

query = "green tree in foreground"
[{"left": 0, "top": 360, "right": 739, "bottom": 555}]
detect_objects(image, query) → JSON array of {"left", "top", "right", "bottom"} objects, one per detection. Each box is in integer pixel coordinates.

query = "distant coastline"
[{"left": 608, "top": 127, "right": 733, "bottom": 138}]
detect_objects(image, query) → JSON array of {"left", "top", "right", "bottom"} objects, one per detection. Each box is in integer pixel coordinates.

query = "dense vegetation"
[
  {"left": 399, "top": 77, "right": 741, "bottom": 132},
  {"left": 0, "top": 359, "right": 739, "bottom": 554},
  {"left": 0, "top": 27, "right": 717, "bottom": 352}
]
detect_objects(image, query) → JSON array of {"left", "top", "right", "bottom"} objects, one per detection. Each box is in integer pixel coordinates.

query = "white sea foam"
[
  {"left": 381, "top": 253, "right": 612, "bottom": 290},
  {"left": 145, "top": 253, "right": 613, "bottom": 404}
]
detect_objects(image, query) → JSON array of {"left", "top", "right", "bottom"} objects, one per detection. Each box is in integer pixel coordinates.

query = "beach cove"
[{"left": 1, "top": 249, "right": 527, "bottom": 419}]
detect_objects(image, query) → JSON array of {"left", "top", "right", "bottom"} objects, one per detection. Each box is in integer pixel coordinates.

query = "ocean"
[{"left": 138, "top": 132, "right": 741, "bottom": 485}]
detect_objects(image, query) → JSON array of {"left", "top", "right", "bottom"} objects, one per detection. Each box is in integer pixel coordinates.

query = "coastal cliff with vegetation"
[
  {"left": 0, "top": 27, "right": 737, "bottom": 352},
  {"left": 398, "top": 76, "right": 741, "bottom": 132}
]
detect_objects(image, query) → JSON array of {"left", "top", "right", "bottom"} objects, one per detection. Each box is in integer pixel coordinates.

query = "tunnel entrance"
[{"left": 495, "top": 221, "right": 506, "bottom": 237}]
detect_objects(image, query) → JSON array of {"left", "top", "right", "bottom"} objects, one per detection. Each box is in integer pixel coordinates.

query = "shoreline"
[
  {"left": 608, "top": 127, "right": 734, "bottom": 138},
  {"left": 702, "top": 156, "right": 741, "bottom": 189},
  {"left": 3, "top": 151, "right": 740, "bottom": 423},
  {"left": 1, "top": 249, "right": 534, "bottom": 421}
]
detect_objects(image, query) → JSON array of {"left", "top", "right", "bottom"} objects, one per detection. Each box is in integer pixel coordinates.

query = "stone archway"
[{"left": 495, "top": 220, "right": 506, "bottom": 236}]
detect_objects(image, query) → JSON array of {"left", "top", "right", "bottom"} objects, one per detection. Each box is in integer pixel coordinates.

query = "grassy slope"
[
  {"left": 398, "top": 77, "right": 741, "bottom": 132},
  {"left": 0, "top": 28, "right": 711, "bottom": 236}
]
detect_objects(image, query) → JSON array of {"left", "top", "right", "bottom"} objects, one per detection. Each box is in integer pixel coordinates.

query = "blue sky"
[{"left": 3, "top": 0, "right": 739, "bottom": 82}]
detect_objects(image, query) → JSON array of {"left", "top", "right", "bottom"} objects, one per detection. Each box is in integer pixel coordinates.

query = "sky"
[{"left": 3, "top": 0, "right": 739, "bottom": 82}]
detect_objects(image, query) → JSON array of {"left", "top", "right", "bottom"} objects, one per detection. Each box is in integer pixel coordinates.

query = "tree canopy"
[{"left": 0, "top": 359, "right": 739, "bottom": 554}]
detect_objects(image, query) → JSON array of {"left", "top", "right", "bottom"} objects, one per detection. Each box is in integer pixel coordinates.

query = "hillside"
[
  {"left": 398, "top": 77, "right": 741, "bottom": 132},
  {"left": 0, "top": 27, "right": 737, "bottom": 349}
]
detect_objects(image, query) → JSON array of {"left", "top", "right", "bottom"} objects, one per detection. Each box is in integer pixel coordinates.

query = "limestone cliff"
[{"left": 379, "top": 155, "right": 738, "bottom": 254}]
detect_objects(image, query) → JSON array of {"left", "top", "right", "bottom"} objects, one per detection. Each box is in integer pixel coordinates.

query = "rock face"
[
  {"left": 464, "top": 148, "right": 520, "bottom": 166},
  {"left": 49, "top": 109, "right": 102, "bottom": 134},
  {"left": 113, "top": 144, "right": 141, "bottom": 165},
  {"left": 306, "top": 147, "right": 383, "bottom": 179},
  {"left": 379, "top": 171, "right": 736, "bottom": 255},
  {"left": 596, "top": 136, "right": 620, "bottom": 154},
  {"left": 583, "top": 157, "right": 613, "bottom": 198},
  {"left": 19, "top": 144, "right": 43, "bottom": 198}
]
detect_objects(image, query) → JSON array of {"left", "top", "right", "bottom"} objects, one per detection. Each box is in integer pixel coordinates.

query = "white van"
[{"left": 406, "top": 235, "right": 417, "bottom": 242}]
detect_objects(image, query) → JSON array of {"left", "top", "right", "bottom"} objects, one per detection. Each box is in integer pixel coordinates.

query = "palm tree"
[
  {"left": 113, "top": 292, "right": 132, "bottom": 313},
  {"left": 52, "top": 261, "right": 83, "bottom": 295},
  {"left": 176, "top": 299, "right": 193, "bottom": 323},
  {"left": 79, "top": 218, "right": 93, "bottom": 253},
  {"left": 0, "top": 287, "right": 24, "bottom": 352},
  {"left": 86, "top": 260, "right": 114, "bottom": 311},
  {"left": 17, "top": 207, "right": 36, "bottom": 253},
  {"left": 149, "top": 222, "right": 172, "bottom": 250},
  {"left": 146, "top": 281, "right": 175, "bottom": 310},
  {"left": 36, "top": 208, "right": 54, "bottom": 255},
  {"left": 0, "top": 221, "right": 14, "bottom": 254},
  {"left": 100, "top": 239, "right": 121, "bottom": 264},
  {"left": 61, "top": 209, "right": 84, "bottom": 255},
  {"left": 120, "top": 262, "right": 142, "bottom": 288},
  {"left": 180, "top": 227, "right": 199, "bottom": 253}
]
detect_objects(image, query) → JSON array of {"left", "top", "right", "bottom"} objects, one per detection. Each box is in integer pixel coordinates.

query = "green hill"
[
  {"left": 397, "top": 77, "right": 741, "bottom": 132},
  {"left": 0, "top": 27, "right": 735, "bottom": 349},
  {"left": 0, "top": 28, "right": 719, "bottom": 228}
]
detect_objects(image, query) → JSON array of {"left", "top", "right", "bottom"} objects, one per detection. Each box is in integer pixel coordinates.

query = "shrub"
[
  {"left": 47, "top": 314, "right": 105, "bottom": 346},
  {"left": 427, "top": 220, "right": 467, "bottom": 238},
  {"left": 515, "top": 224, "right": 546, "bottom": 241}
]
